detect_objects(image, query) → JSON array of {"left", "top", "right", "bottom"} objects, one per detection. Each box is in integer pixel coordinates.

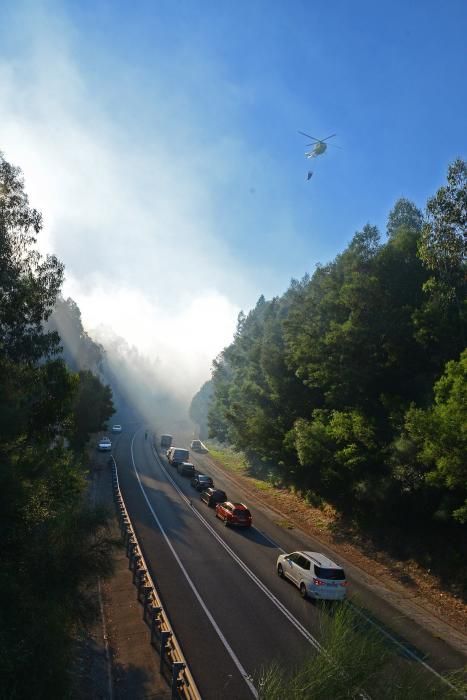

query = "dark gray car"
[
  {"left": 178, "top": 462, "right": 195, "bottom": 477},
  {"left": 191, "top": 474, "right": 214, "bottom": 491},
  {"left": 200, "top": 488, "right": 227, "bottom": 507}
]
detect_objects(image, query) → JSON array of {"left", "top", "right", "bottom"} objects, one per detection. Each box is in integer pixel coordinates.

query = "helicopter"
[{"left": 298, "top": 131, "right": 337, "bottom": 159}]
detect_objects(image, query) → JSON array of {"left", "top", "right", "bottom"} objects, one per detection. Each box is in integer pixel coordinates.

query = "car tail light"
[
  {"left": 340, "top": 581, "right": 348, "bottom": 587},
  {"left": 313, "top": 578, "right": 326, "bottom": 586}
]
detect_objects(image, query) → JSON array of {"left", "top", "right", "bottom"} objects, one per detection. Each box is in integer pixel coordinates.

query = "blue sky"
[
  {"left": 77, "top": 0, "right": 465, "bottom": 275},
  {"left": 1, "top": 0, "right": 466, "bottom": 398}
]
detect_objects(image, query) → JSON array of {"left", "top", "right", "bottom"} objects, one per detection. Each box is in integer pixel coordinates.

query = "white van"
[
  {"left": 167, "top": 447, "right": 190, "bottom": 467},
  {"left": 160, "top": 434, "right": 173, "bottom": 448}
]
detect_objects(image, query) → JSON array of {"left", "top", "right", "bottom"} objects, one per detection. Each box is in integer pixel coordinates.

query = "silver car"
[
  {"left": 97, "top": 437, "right": 112, "bottom": 452},
  {"left": 276, "top": 551, "right": 347, "bottom": 600}
]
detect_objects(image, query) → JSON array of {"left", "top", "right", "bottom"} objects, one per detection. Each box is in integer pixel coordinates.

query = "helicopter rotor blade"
[
  {"left": 298, "top": 131, "right": 319, "bottom": 141},
  {"left": 322, "top": 134, "right": 337, "bottom": 141}
]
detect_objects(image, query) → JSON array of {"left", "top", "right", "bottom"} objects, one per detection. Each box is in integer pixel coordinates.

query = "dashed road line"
[{"left": 130, "top": 430, "right": 259, "bottom": 699}]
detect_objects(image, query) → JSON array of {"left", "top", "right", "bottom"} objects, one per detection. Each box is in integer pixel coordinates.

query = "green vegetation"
[
  {"left": 207, "top": 444, "right": 249, "bottom": 475},
  {"left": 257, "top": 603, "right": 466, "bottom": 699},
  {"left": 190, "top": 379, "right": 214, "bottom": 440},
  {"left": 0, "top": 152, "right": 116, "bottom": 697},
  {"left": 46, "top": 295, "right": 106, "bottom": 374},
  {"left": 205, "top": 160, "right": 467, "bottom": 590}
]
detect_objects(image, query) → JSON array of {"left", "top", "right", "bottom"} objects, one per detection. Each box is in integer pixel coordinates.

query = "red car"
[{"left": 215, "top": 502, "right": 252, "bottom": 528}]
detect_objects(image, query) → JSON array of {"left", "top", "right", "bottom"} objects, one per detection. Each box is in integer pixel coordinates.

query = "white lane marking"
[
  {"left": 181, "top": 447, "right": 287, "bottom": 552},
  {"left": 348, "top": 602, "right": 461, "bottom": 694},
  {"left": 149, "top": 442, "right": 323, "bottom": 652},
  {"left": 254, "top": 528, "right": 286, "bottom": 553},
  {"left": 130, "top": 432, "right": 258, "bottom": 699},
  {"left": 151, "top": 440, "right": 462, "bottom": 696}
]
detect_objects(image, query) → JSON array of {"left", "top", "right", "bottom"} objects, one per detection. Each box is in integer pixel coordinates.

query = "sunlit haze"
[{"left": 1, "top": 0, "right": 466, "bottom": 404}]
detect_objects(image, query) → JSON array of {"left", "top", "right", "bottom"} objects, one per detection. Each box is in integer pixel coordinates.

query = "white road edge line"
[
  {"left": 348, "top": 602, "right": 460, "bottom": 693},
  {"left": 130, "top": 431, "right": 258, "bottom": 699}
]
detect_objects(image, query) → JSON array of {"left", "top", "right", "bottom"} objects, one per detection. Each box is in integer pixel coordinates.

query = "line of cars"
[
  {"left": 163, "top": 440, "right": 253, "bottom": 529},
  {"left": 160, "top": 434, "right": 209, "bottom": 454},
  {"left": 161, "top": 434, "right": 348, "bottom": 600},
  {"left": 96, "top": 424, "right": 122, "bottom": 451}
]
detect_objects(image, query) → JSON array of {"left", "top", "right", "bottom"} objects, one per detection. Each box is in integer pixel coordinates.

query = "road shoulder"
[{"left": 71, "top": 457, "right": 171, "bottom": 699}]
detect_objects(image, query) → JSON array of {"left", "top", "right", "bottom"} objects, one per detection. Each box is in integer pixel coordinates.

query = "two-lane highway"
[
  {"left": 113, "top": 423, "right": 465, "bottom": 698},
  {"left": 114, "top": 426, "right": 327, "bottom": 698}
]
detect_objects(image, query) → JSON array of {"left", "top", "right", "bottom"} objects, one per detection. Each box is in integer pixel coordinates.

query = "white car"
[
  {"left": 97, "top": 437, "right": 112, "bottom": 452},
  {"left": 276, "top": 551, "right": 347, "bottom": 601},
  {"left": 112, "top": 425, "right": 122, "bottom": 433},
  {"left": 190, "top": 439, "right": 208, "bottom": 453}
]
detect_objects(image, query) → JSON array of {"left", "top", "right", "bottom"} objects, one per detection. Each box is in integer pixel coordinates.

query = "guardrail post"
[
  {"left": 131, "top": 554, "right": 142, "bottom": 574},
  {"left": 128, "top": 540, "right": 138, "bottom": 565},
  {"left": 171, "top": 661, "right": 185, "bottom": 698},
  {"left": 127, "top": 535, "right": 137, "bottom": 557},
  {"left": 134, "top": 567, "right": 147, "bottom": 588},
  {"left": 160, "top": 630, "right": 172, "bottom": 673},
  {"left": 143, "top": 587, "right": 154, "bottom": 621},
  {"left": 150, "top": 606, "right": 162, "bottom": 649},
  {"left": 121, "top": 520, "right": 131, "bottom": 541},
  {"left": 141, "top": 585, "right": 153, "bottom": 612}
]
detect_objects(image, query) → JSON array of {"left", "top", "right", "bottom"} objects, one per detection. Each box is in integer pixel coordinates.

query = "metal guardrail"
[{"left": 110, "top": 458, "right": 202, "bottom": 700}]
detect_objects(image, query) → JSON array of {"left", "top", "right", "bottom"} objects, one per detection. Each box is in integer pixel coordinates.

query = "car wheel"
[
  {"left": 277, "top": 564, "right": 284, "bottom": 578},
  {"left": 224, "top": 518, "right": 230, "bottom": 527},
  {"left": 300, "top": 583, "right": 307, "bottom": 599}
]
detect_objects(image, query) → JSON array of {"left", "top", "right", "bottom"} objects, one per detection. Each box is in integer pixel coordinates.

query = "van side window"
[{"left": 296, "top": 556, "right": 311, "bottom": 570}]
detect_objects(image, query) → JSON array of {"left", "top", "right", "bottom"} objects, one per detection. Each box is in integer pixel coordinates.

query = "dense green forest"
[
  {"left": 200, "top": 160, "right": 466, "bottom": 583},
  {"left": 0, "top": 152, "right": 116, "bottom": 697},
  {"left": 190, "top": 380, "right": 214, "bottom": 440}
]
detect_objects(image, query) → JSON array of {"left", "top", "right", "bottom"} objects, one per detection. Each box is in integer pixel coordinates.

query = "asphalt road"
[{"left": 111, "top": 418, "right": 465, "bottom": 699}]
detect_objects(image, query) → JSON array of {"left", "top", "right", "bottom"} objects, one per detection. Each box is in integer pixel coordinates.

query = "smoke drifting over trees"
[
  {"left": 203, "top": 161, "right": 466, "bottom": 585},
  {"left": 0, "top": 152, "right": 119, "bottom": 696}
]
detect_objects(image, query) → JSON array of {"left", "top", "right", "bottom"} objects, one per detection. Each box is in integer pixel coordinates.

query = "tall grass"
[
  {"left": 256, "top": 603, "right": 466, "bottom": 699},
  {"left": 206, "top": 444, "right": 249, "bottom": 475}
]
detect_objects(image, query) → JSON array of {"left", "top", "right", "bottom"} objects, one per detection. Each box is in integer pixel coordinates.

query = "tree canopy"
[
  {"left": 0, "top": 151, "right": 116, "bottom": 697},
  {"left": 206, "top": 160, "right": 467, "bottom": 557}
]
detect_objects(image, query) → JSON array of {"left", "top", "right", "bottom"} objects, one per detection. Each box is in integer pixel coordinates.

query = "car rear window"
[
  {"left": 314, "top": 565, "right": 345, "bottom": 580},
  {"left": 233, "top": 509, "right": 250, "bottom": 517}
]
